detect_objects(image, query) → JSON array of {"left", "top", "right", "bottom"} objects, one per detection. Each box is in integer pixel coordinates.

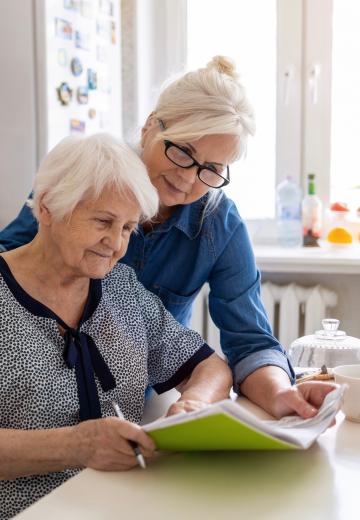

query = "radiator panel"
[{"left": 190, "top": 283, "right": 338, "bottom": 352}]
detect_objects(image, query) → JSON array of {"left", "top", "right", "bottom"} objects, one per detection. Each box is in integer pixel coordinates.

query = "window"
[
  {"left": 330, "top": 0, "right": 360, "bottom": 209},
  {"left": 187, "top": 0, "right": 360, "bottom": 220},
  {"left": 128, "top": 0, "right": 360, "bottom": 223},
  {"left": 187, "top": 0, "right": 277, "bottom": 219}
]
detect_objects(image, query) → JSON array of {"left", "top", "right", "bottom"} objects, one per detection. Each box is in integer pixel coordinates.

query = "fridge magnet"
[
  {"left": 56, "top": 82, "right": 73, "bottom": 105},
  {"left": 64, "top": 0, "right": 80, "bottom": 11},
  {"left": 55, "top": 18, "right": 73, "bottom": 40},
  {"left": 110, "top": 21, "right": 116, "bottom": 44},
  {"left": 76, "top": 86, "right": 89, "bottom": 104},
  {"left": 99, "top": 0, "right": 114, "bottom": 17},
  {"left": 88, "top": 108, "right": 97, "bottom": 119},
  {"left": 70, "top": 119, "right": 86, "bottom": 133},
  {"left": 81, "top": 0, "right": 94, "bottom": 18},
  {"left": 57, "top": 49, "right": 68, "bottom": 67},
  {"left": 71, "top": 57, "right": 83, "bottom": 76},
  {"left": 75, "top": 30, "right": 91, "bottom": 51},
  {"left": 87, "top": 69, "right": 97, "bottom": 90}
]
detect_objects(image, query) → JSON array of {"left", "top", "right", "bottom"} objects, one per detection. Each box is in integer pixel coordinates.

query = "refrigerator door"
[
  {"left": 36, "top": 0, "right": 122, "bottom": 158},
  {"left": 0, "top": 0, "right": 122, "bottom": 226}
]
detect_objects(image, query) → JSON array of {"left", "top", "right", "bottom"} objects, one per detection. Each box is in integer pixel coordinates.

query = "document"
[{"left": 143, "top": 385, "right": 345, "bottom": 451}]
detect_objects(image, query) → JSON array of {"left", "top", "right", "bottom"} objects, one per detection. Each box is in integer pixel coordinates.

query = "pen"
[{"left": 111, "top": 400, "right": 146, "bottom": 469}]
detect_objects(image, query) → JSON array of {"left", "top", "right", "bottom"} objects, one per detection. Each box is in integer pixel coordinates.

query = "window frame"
[{"left": 124, "top": 0, "right": 334, "bottom": 232}]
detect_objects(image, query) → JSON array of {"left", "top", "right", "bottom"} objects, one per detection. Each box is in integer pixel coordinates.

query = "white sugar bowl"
[{"left": 288, "top": 319, "right": 360, "bottom": 368}]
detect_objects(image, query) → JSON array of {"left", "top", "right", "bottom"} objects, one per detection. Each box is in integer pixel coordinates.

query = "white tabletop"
[{"left": 15, "top": 404, "right": 360, "bottom": 520}]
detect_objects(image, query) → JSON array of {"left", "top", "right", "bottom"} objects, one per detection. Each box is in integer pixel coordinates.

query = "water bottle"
[{"left": 276, "top": 176, "right": 302, "bottom": 247}]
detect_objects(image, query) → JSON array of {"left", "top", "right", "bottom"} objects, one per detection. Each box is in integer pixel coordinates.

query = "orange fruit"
[{"left": 327, "top": 227, "right": 353, "bottom": 244}]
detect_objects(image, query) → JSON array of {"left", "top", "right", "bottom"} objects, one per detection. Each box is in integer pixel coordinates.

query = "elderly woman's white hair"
[{"left": 28, "top": 133, "right": 159, "bottom": 222}]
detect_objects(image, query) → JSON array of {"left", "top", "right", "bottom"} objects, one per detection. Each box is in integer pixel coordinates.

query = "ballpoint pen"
[{"left": 111, "top": 400, "right": 147, "bottom": 469}]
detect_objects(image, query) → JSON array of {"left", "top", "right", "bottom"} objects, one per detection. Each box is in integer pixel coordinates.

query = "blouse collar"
[{"left": 0, "top": 255, "right": 116, "bottom": 421}]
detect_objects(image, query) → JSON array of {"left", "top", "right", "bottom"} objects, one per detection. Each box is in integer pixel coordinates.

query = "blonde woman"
[
  {"left": 0, "top": 56, "right": 337, "bottom": 422},
  {"left": 0, "top": 134, "right": 232, "bottom": 519}
]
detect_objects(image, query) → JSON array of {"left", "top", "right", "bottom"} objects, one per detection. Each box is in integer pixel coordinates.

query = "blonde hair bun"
[
  {"left": 206, "top": 55, "right": 238, "bottom": 79},
  {"left": 154, "top": 54, "right": 255, "bottom": 159}
]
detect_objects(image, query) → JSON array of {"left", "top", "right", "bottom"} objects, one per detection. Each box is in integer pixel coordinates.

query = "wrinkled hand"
[
  {"left": 271, "top": 381, "right": 339, "bottom": 419},
  {"left": 166, "top": 399, "right": 209, "bottom": 417},
  {"left": 73, "top": 417, "right": 156, "bottom": 471}
]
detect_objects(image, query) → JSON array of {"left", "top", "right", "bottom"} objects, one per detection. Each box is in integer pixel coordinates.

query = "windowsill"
[{"left": 254, "top": 244, "right": 360, "bottom": 274}]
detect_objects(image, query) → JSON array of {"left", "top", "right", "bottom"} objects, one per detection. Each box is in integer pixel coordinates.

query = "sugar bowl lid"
[
  {"left": 314, "top": 318, "right": 347, "bottom": 341},
  {"left": 292, "top": 319, "right": 360, "bottom": 348},
  {"left": 288, "top": 319, "right": 360, "bottom": 368}
]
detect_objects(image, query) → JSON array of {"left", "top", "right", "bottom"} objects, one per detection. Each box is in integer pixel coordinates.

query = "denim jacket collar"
[{"left": 155, "top": 194, "right": 209, "bottom": 240}]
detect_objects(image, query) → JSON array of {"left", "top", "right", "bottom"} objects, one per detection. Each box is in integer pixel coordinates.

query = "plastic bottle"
[
  {"left": 276, "top": 176, "right": 302, "bottom": 247},
  {"left": 326, "top": 202, "right": 353, "bottom": 246},
  {"left": 302, "top": 173, "right": 323, "bottom": 247}
]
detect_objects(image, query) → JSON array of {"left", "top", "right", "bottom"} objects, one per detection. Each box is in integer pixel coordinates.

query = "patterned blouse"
[{"left": 0, "top": 257, "right": 213, "bottom": 519}]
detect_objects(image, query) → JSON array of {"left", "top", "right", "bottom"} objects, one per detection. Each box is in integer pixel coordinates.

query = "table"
[{"left": 15, "top": 402, "right": 360, "bottom": 520}]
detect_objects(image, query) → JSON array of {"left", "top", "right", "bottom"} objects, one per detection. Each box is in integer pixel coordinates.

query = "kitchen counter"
[{"left": 254, "top": 245, "right": 360, "bottom": 274}]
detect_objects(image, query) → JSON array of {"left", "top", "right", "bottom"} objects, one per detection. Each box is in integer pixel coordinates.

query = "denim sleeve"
[
  {"left": 207, "top": 215, "right": 295, "bottom": 390},
  {"left": 0, "top": 198, "right": 38, "bottom": 251}
]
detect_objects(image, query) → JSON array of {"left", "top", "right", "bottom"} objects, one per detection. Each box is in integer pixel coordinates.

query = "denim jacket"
[{"left": 0, "top": 194, "right": 295, "bottom": 388}]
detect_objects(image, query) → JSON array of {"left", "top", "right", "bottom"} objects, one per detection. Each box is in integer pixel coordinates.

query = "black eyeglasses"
[{"left": 158, "top": 121, "right": 230, "bottom": 189}]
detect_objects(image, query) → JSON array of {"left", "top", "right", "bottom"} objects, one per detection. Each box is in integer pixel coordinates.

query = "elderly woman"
[
  {"left": 0, "top": 134, "right": 232, "bottom": 520},
  {"left": 0, "top": 56, "right": 336, "bottom": 423}
]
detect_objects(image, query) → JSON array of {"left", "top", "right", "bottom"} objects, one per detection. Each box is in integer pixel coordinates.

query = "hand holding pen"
[
  {"left": 111, "top": 400, "right": 147, "bottom": 469},
  {"left": 73, "top": 409, "right": 154, "bottom": 471}
]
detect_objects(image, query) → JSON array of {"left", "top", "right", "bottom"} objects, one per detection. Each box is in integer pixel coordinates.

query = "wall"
[{"left": 0, "top": 0, "right": 37, "bottom": 227}]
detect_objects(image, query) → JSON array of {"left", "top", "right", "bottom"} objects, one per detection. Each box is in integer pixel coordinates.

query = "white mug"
[{"left": 333, "top": 364, "right": 360, "bottom": 422}]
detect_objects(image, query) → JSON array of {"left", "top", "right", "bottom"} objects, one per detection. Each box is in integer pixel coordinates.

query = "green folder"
[
  {"left": 146, "top": 412, "right": 297, "bottom": 451},
  {"left": 143, "top": 388, "right": 344, "bottom": 452}
]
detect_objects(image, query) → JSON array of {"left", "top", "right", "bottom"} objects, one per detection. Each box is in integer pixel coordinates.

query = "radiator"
[{"left": 190, "top": 282, "right": 338, "bottom": 352}]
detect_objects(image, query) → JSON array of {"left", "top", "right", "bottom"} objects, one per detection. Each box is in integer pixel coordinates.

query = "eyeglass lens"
[{"left": 165, "top": 145, "right": 227, "bottom": 187}]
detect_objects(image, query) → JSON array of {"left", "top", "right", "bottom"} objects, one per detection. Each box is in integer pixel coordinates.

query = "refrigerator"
[{"left": 0, "top": 0, "right": 122, "bottom": 227}]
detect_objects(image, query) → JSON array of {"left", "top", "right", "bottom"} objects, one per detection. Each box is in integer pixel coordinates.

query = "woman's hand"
[
  {"left": 73, "top": 417, "right": 156, "bottom": 471},
  {"left": 271, "top": 381, "right": 339, "bottom": 419},
  {"left": 240, "top": 366, "right": 338, "bottom": 422},
  {"left": 166, "top": 399, "right": 209, "bottom": 417}
]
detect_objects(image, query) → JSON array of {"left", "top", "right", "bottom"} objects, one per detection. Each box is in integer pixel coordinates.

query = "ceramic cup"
[{"left": 333, "top": 364, "right": 360, "bottom": 422}]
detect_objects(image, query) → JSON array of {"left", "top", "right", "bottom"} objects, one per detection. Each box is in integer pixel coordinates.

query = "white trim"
[
  {"left": 276, "top": 0, "right": 303, "bottom": 186},
  {"left": 135, "top": 0, "right": 187, "bottom": 129},
  {"left": 164, "top": 0, "right": 187, "bottom": 75},
  {"left": 34, "top": 0, "right": 47, "bottom": 166},
  {"left": 302, "top": 0, "right": 333, "bottom": 207}
]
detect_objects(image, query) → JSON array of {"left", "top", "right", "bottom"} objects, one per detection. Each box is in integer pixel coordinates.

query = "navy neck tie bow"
[
  {"left": 0, "top": 259, "right": 116, "bottom": 422},
  {"left": 63, "top": 328, "right": 116, "bottom": 421}
]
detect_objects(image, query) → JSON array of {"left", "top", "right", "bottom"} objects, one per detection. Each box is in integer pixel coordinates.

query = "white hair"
[
  {"left": 28, "top": 133, "right": 159, "bottom": 222},
  {"left": 154, "top": 55, "right": 256, "bottom": 161}
]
